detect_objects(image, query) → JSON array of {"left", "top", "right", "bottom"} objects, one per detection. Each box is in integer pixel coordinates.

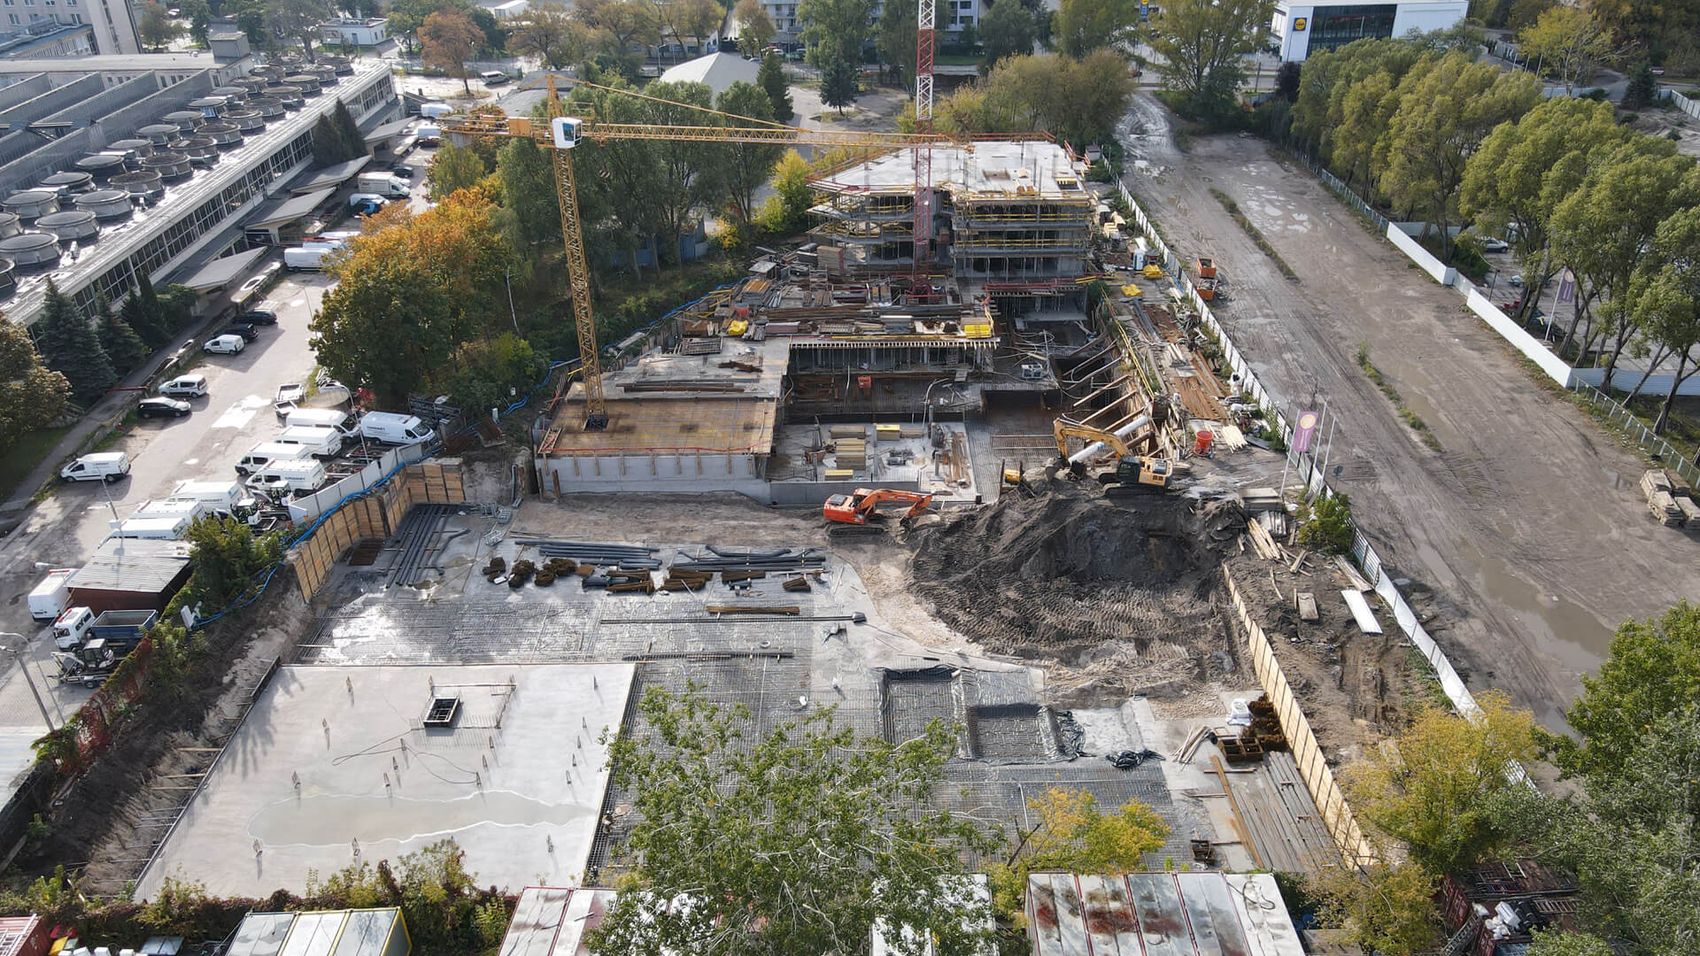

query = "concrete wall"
[
  {"left": 1670, "top": 89, "right": 1700, "bottom": 121},
  {"left": 1384, "top": 223, "right": 1456, "bottom": 284},
  {"left": 1464, "top": 289, "right": 1575, "bottom": 386},
  {"left": 539, "top": 449, "right": 765, "bottom": 488},
  {"left": 287, "top": 458, "right": 465, "bottom": 601}
]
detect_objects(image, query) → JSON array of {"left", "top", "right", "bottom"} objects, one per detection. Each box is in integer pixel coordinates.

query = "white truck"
[
  {"left": 111, "top": 514, "right": 192, "bottom": 540},
  {"left": 28, "top": 569, "right": 77, "bottom": 622},
  {"left": 359, "top": 411, "right": 436, "bottom": 445},
  {"left": 52, "top": 606, "right": 95, "bottom": 650},
  {"left": 284, "top": 245, "right": 342, "bottom": 271},
  {"left": 60, "top": 452, "right": 131, "bottom": 483},
  {"left": 357, "top": 172, "right": 412, "bottom": 198},
  {"left": 245, "top": 458, "right": 328, "bottom": 495},
  {"left": 286, "top": 408, "right": 357, "bottom": 436},
  {"left": 419, "top": 102, "right": 453, "bottom": 119},
  {"left": 415, "top": 123, "right": 442, "bottom": 146},
  {"left": 171, "top": 479, "right": 245, "bottom": 514},
  {"left": 132, "top": 497, "right": 208, "bottom": 522},
  {"left": 276, "top": 424, "right": 344, "bottom": 458},
  {"left": 236, "top": 441, "right": 316, "bottom": 476}
]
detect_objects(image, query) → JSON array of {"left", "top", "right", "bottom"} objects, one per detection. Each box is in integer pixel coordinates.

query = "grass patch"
[
  {"left": 0, "top": 426, "right": 72, "bottom": 503},
  {"left": 1208, "top": 188, "right": 1299, "bottom": 282},
  {"left": 1357, "top": 343, "right": 1443, "bottom": 452}
]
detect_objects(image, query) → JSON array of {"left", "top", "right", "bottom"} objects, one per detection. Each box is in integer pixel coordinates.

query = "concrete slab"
[{"left": 135, "top": 662, "right": 634, "bottom": 900}]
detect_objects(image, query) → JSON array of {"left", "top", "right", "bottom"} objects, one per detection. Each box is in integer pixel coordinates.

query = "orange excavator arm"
[{"left": 822, "top": 488, "right": 936, "bottom": 525}]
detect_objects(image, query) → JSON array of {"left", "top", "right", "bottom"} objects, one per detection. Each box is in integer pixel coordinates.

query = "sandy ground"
[{"left": 1119, "top": 94, "right": 1700, "bottom": 729}]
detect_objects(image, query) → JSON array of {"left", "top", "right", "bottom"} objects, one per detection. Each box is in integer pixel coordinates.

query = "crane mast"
[{"left": 913, "top": 0, "right": 936, "bottom": 273}]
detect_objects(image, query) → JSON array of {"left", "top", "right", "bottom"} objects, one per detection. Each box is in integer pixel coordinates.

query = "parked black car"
[
  {"left": 389, "top": 164, "right": 416, "bottom": 179},
  {"left": 137, "top": 397, "right": 192, "bottom": 419},
  {"left": 221, "top": 324, "right": 262, "bottom": 342},
  {"left": 239, "top": 309, "right": 279, "bottom": 326}
]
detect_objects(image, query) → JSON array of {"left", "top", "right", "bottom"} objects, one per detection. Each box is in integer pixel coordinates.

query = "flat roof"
[
  {"left": 67, "top": 537, "right": 192, "bottom": 594},
  {"left": 813, "top": 141, "right": 1086, "bottom": 199},
  {"left": 0, "top": 53, "right": 221, "bottom": 74},
  {"left": 228, "top": 909, "right": 402, "bottom": 956},
  {"left": 176, "top": 246, "right": 267, "bottom": 291},
  {"left": 362, "top": 117, "right": 412, "bottom": 142},
  {"left": 247, "top": 186, "right": 335, "bottom": 229},
  {"left": 498, "top": 886, "right": 616, "bottom": 956},
  {"left": 291, "top": 156, "right": 372, "bottom": 193},
  {"left": 545, "top": 395, "right": 777, "bottom": 455},
  {"left": 1027, "top": 872, "right": 1305, "bottom": 956},
  {"left": 135, "top": 663, "right": 636, "bottom": 900}
]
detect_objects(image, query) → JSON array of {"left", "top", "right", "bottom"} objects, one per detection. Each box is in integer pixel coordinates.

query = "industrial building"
[
  {"left": 0, "top": 22, "right": 94, "bottom": 61},
  {"left": 319, "top": 18, "right": 390, "bottom": 48},
  {"left": 1270, "top": 0, "right": 1467, "bottom": 60},
  {"left": 0, "top": 49, "right": 400, "bottom": 323},
  {"left": 65, "top": 536, "right": 192, "bottom": 613}
]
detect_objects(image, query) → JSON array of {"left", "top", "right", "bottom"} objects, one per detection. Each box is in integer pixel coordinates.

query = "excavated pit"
[{"left": 909, "top": 484, "right": 1244, "bottom": 703}]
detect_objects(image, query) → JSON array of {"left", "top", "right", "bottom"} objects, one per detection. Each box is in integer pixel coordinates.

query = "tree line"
[
  {"left": 312, "top": 77, "right": 814, "bottom": 409},
  {"left": 1326, "top": 601, "right": 1700, "bottom": 956},
  {"left": 0, "top": 276, "right": 198, "bottom": 452},
  {"left": 1280, "top": 34, "right": 1700, "bottom": 430}
]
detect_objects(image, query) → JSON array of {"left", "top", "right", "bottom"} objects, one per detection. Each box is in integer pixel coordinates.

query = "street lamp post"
[{"left": 0, "top": 634, "right": 55, "bottom": 733}]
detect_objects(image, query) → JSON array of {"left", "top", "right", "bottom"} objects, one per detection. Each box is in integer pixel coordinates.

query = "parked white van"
[
  {"left": 53, "top": 606, "right": 95, "bottom": 650},
  {"left": 245, "top": 458, "right": 327, "bottom": 495},
  {"left": 203, "top": 334, "right": 247, "bottom": 355},
  {"left": 133, "top": 497, "right": 207, "bottom": 521},
  {"left": 158, "top": 373, "right": 209, "bottom": 398},
  {"left": 359, "top": 411, "right": 436, "bottom": 445},
  {"left": 285, "top": 408, "right": 357, "bottom": 436},
  {"left": 171, "top": 479, "right": 245, "bottom": 513},
  {"left": 29, "top": 569, "right": 77, "bottom": 622},
  {"left": 236, "top": 441, "right": 315, "bottom": 476},
  {"left": 276, "top": 425, "right": 344, "bottom": 458},
  {"left": 60, "top": 452, "right": 131, "bottom": 483}
]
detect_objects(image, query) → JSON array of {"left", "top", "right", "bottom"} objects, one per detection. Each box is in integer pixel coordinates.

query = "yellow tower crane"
[{"left": 443, "top": 82, "right": 950, "bottom": 431}]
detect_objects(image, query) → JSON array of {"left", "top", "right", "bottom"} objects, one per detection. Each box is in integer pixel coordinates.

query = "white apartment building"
[
  {"left": 0, "top": 0, "right": 136, "bottom": 56},
  {"left": 762, "top": 0, "right": 982, "bottom": 44}
]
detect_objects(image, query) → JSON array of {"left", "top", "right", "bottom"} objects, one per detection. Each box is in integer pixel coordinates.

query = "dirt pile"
[{"left": 909, "top": 484, "right": 1244, "bottom": 703}]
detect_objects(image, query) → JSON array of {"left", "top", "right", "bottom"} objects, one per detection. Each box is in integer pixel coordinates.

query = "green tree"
[
  {"left": 1459, "top": 97, "right": 1621, "bottom": 312},
  {"left": 470, "top": 6, "right": 507, "bottom": 54},
  {"left": 34, "top": 281, "right": 116, "bottom": 405},
  {"left": 1053, "top": 0, "right": 1137, "bottom": 58},
  {"left": 1621, "top": 61, "right": 1657, "bottom": 109},
  {"left": 713, "top": 82, "right": 785, "bottom": 224},
  {"left": 734, "top": 0, "right": 776, "bottom": 56},
  {"left": 1628, "top": 207, "right": 1700, "bottom": 432},
  {"left": 1558, "top": 601, "right": 1700, "bottom": 780},
  {"left": 510, "top": 1, "right": 584, "bottom": 68},
  {"left": 1526, "top": 931, "right": 1615, "bottom": 956},
  {"left": 96, "top": 300, "right": 149, "bottom": 374},
  {"left": 574, "top": 0, "right": 662, "bottom": 78},
  {"left": 930, "top": 51, "right": 1134, "bottom": 147},
  {"left": 311, "top": 190, "right": 509, "bottom": 404},
  {"left": 428, "top": 142, "right": 492, "bottom": 200},
  {"left": 756, "top": 149, "right": 813, "bottom": 234},
  {"left": 1317, "top": 862, "right": 1441, "bottom": 955},
  {"left": 1295, "top": 492, "right": 1353, "bottom": 553},
  {"left": 0, "top": 318, "right": 71, "bottom": 450},
  {"left": 1517, "top": 5, "right": 1618, "bottom": 95},
  {"left": 877, "top": 0, "right": 945, "bottom": 87},
  {"left": 494, "top": 137, "right": 560, "bottom": 247},
  {"left": 641, "top": 81, "right": 723, "bottom": 263},
  {"left": 584, "top": 686, "right": 999, "bottom": 956},
  {"left": 801, "top": 0, "right": 871, "bottom": 108},
  {"left": 820, "top": 58, "right": 861, "bottom": 113},
  {"left": 179, "top": 0, "right": 212, "bottom": 45},
  {"left": 1273, "top": 59, "right": 1300, "bottom": 100},
  {"left": 333, "top": 100, "right": 366, "bottom": 161},
  {"left": 311, "top": 115, "right": 348, "bottom": 166},
  {"left": 268, "top": 0, "right": 332, "bottom": 56},
  {"left": 185, "top": 516, "right": 283, "bottom": 610},
  {"left": 139, "top": 1, "right": 180, "bottom": 50},
  {"left": 758, "top": 52, "right": 794, "bottom": 121},
  {"left": 564, "top": 78, "right": 666, "bottom": 274},
  {"left": 1149, "top": 0, "right": 1272, "bottom": 120},
  {"left": 421, "top": 8, "right": 485, "bottom": 95},
  {"left": 443, "top": 332, "right": 545, "bottom": 413},
  {"left": 1345, "top": 691, "right": 1538, "bottom": 874},
  {"left": 979, "top": 0, "right": 1035, "bottom": 70},
  {"left": 985, "top": 788, "right": 1168, "bottom": 931},
  {"left": 1549, "top": 142, "right": 1698, "bottom": 387},
  {"left": 1376, "top": 52, "right": 1539, "bottom": 258}
]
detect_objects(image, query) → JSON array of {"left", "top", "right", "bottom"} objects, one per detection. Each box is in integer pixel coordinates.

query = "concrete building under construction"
[{"left": 533, "top": 139, "right": 1134, "bottom": 502}]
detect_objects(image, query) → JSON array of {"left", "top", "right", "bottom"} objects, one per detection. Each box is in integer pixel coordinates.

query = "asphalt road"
[
  {"left": 1118, "top": 93, "right": 1700, "bottom": 730},
  {"left": 0, "top": 270, "right": 332, "bottom": 782}
]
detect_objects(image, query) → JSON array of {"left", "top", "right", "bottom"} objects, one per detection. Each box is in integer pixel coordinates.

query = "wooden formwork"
[{"left": 287, "top": 459, "right": 466, "bottom": 601}]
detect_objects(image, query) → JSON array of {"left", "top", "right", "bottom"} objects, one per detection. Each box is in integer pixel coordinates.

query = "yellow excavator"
[{"left": 1052, "top": 420, "right": 1174, "bottom": 493}]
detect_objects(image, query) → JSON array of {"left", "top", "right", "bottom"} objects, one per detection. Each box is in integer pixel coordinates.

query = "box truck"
[
  {"left": 275, "top": 425, "right": 345, "bottom": 458},
  {"left": 111, "top": 514, "right": 193, "bottom": 540},
  {"left": 29, "top": 569, "right": 77, "bottom": 622},
  {"left": 236, "top": 441, "right": 315, "bottom": 476},
  {"left": 357, "top": 172, "right": 412, "bottom": 198},
  {"left": 245, "top": 458, "right": 328, "bottom": 495},
  {"left": 284, "top": 245, "right": 341, "bottom": 271},
  {"left": 285, "top": 408, "right": 357, "bottom": 436},
  {"left": 171, "top": 479, "right": 245, "bottom": 513}
]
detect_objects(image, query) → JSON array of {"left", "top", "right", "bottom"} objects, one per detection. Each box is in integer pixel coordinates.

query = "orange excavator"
[{"left": 823, "top": 488, "right": 936, "bottom": 536}]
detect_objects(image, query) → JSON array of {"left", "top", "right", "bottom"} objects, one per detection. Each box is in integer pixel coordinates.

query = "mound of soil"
[{"left": 909, "top": 484, "right": 1244, "bottom": 702}]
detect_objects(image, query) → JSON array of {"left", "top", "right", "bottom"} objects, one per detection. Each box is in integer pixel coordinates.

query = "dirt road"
[{"left": 1119, "top": 94, "right": 1700, "bottom": 728}]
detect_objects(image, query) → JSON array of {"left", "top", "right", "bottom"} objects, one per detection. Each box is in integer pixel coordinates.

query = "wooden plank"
[{"left": 1340, "top": 589, "right": 1383, "bottom": 634}]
